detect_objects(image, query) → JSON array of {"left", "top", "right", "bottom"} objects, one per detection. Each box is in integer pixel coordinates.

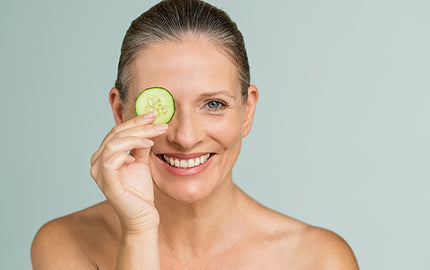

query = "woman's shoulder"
[
  {"left": 31, "top": 201, "right": 119, "bottom": 269},
  {"left": 286, "top": 222, "right": 359, "bottom": 269},
  {"left": 306, "top": 226, "right": 359, "bottom": 268},
  {"left": 248, "top": 203, "right": 359, "bottom": 269}
]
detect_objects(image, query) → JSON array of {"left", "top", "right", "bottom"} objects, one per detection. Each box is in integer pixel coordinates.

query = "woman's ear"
[
  {"left": 242, "top": 85, "right": 259, "bottom": 137},
  {"left": 109, "top": 87, "right": 125, "bottom": 125}
]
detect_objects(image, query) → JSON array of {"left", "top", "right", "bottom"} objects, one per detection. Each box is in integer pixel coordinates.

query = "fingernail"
[
  {"left": 154, "top": 124, "right": 168, "bottom": 131},
  {"left": 143, "top": 139, "right": 154, "bottom": 146},
  {"left": 143, "top": 110, "right": 157, "bottom": 119}
]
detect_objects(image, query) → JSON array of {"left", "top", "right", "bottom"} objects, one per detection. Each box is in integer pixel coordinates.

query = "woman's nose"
[{"left": 166, "top": 108, "right": 203, "bottom": 150}]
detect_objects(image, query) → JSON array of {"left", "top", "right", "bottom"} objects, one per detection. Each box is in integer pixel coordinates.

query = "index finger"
[{"left": 119, "top": 110, "right": 158, "bottom": 131}]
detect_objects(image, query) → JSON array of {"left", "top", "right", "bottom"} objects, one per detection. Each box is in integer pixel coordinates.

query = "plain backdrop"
[{"left": 1, "top": 0, "right": 429, "bottom": 269}]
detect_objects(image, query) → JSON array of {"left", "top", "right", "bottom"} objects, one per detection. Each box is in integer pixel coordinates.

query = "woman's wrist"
[
  {"left": 120, "top": 218, "right": 160, "bottom": 237},
  {"left": 121, "top": 227, "right": 159, "bottom": 239},
  {"left": 117, "top": 228, "right": 160, "bottom": 270}
]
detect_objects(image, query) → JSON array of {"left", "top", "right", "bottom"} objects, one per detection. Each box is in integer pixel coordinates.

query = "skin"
[{"left": 31, "top": 35, "right": 359, "bottom": 269}]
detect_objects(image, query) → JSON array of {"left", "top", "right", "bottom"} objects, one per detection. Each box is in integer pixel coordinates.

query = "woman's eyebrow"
[{"left": 199, "top": 90, "right": 236, "bottom": 100}]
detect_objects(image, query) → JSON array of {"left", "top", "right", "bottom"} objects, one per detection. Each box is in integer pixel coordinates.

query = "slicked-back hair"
[{"left": 115, "top": 0, "right": 250, "bottom": 102}]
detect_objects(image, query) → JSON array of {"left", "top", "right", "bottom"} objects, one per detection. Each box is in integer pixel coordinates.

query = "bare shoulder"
[
  {"left": 31, "top": 201, "right": 119, "bottom": 269},
  {"left": 249, "top": 204, "right": 359, "bottom": 269},
  {"left": 301, "top": 225, "right": 359, "bottom": 269}
]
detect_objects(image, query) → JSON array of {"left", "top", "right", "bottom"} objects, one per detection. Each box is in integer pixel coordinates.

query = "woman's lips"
[
  {"left": 160, "top": 152, "right": 209, "bottom": 159},
  {"left": 156, "top": 153, "right": 214, "bottom": 176},
  {"left": 161, "top": 153, "right": 211, "bottom": 168}
]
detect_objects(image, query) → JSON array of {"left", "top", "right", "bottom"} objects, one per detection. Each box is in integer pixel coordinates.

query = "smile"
[{"left": 160, "top": 153, "right": 211, "bottom": 169}]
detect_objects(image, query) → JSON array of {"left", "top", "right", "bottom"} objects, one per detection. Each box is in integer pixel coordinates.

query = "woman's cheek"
[{"left": 204, "top": 113, "right": 242, "bottom": 144}]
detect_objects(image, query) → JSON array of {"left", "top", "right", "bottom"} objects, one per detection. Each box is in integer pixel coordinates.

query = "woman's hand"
[{"left": 90, "top": 111, "right": 167, "bottom": 234}]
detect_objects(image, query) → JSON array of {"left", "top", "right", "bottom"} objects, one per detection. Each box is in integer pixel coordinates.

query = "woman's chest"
[
  {"left": 158, "top": 241, "right": 295, "bottom": 270},
  {"left": 92, "top": 242, "right": 308, "bottom": 270}
]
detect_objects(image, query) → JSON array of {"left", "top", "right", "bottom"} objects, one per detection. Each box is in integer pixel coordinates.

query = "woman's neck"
[{"left": 154, "top": 175, "right": 247, "bottom": 257}]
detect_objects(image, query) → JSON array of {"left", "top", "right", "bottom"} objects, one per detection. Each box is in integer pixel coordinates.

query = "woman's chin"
[{"left": 154, "top": 180, "right": 215, "bottom": 204}]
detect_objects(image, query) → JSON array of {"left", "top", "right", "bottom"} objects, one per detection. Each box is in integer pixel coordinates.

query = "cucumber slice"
[{"left": 135, "top": 87, "right": 175, "bottom": 124}]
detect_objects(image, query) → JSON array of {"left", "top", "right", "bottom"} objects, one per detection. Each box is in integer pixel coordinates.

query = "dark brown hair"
[{"left": 115, "top": 0, "right": 250, "bottom": 102}]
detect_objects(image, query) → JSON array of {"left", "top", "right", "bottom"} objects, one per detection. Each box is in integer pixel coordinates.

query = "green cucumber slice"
[{"left": 135, "top": 87, "right": 175, "bottom": 124}]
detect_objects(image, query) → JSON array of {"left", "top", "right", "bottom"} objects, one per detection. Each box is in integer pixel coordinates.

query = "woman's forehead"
[
  {"left": 128, "top": 37, "right": 241, "bottom": 97},
  {"left": 132, "top": 36, "right": 236, "bottom": 71}
]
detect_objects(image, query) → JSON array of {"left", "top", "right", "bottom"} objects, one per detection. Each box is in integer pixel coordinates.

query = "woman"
[{"left": 31, "top": 0, "right": 359, "bottom": 269}]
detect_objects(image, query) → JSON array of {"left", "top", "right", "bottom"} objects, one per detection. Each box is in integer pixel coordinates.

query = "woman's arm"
[
  {"left": 116, "top": 229, "right": 160, "bottom": 269},
  {"left": 89, "top": 111, "right": 166, "bottom": 269},
  {"left": 32, "top": 111, "right": 166, "bottom": 269}
]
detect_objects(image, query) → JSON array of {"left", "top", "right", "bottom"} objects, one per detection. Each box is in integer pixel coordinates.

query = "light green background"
[{"left": 1, "top": 0, "right": 429, "bottom": 269}]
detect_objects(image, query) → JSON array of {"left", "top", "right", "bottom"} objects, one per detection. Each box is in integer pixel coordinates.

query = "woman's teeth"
[{"left": 162, "top": 154, "right": 211, "bottom": 168}]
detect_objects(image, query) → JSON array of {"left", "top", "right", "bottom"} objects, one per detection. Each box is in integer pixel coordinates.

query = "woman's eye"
[{"left": 205, "top": 100, "right": 225, "bottom": 110}]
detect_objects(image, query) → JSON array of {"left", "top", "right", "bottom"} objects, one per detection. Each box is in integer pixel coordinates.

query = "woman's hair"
[{"left": 115, "top": 0, "right": 250, "bottom": 102}]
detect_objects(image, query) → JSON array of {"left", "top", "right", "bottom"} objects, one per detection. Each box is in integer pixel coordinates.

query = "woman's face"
[{"left": 115, "top": 35, "right": 257, "bottom": 203}]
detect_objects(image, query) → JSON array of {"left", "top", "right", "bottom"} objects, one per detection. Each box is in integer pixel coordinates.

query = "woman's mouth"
[{"left": 159, "top": 153, "right": 212, "bottom": 169}]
